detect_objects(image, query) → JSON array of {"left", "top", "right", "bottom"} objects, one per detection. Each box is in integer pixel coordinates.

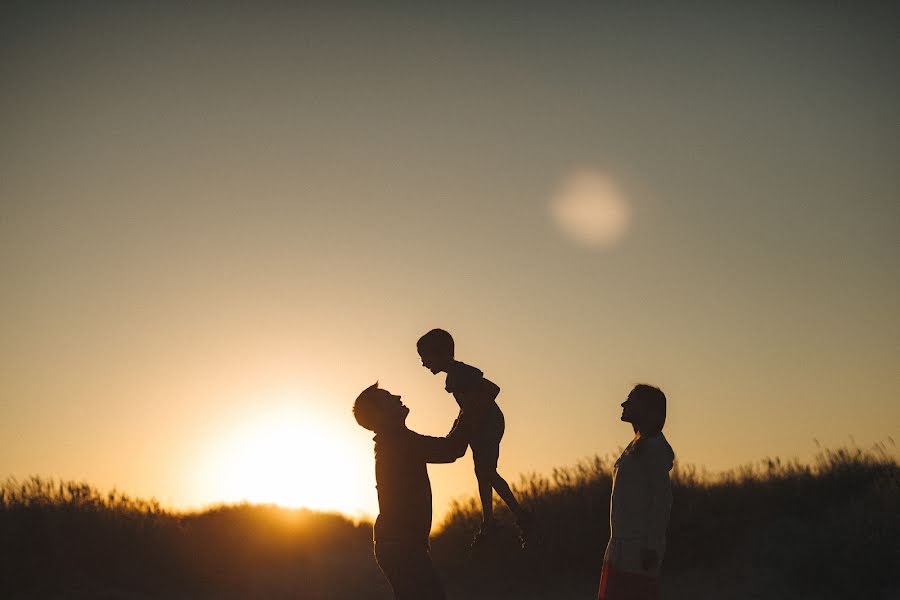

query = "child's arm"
[{"left": 481, "top": 378, "right": 500, "bottom": 402}]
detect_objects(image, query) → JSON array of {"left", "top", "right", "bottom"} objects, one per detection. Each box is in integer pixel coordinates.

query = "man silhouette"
[{"left": 353, "top": 382, "right": 468, "bottom": 600}]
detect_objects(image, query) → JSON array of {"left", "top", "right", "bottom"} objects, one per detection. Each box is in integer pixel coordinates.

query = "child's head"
[
  {"left": 353, "top": 382, "right": 409, "bottom": 433},
  {"left": 417, "top": 328, "right": 454, "bottom": 374}
]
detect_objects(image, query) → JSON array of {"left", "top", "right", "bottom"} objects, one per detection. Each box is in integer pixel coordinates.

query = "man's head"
[
  {"left": 353, "top": 382, "right": 409, "bottom": 433},
  {"left": 417, "top": 328, "right": 454, "bottom": 374},
  {"left": 620, "top": 384, "right": 667, "bottom": 435}
]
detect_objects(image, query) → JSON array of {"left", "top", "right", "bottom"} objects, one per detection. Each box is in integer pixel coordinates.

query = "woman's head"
[{"left": 620, "top": 384, "right": 666, "bottom": 435}]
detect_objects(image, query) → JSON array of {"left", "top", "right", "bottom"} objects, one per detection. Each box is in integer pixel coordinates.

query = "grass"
[
  {"left": 0, "top": 480, "right": 384, "bottom": 599},
  {"left": 433, "top": 443, "right": 899, "bottom": 599},
  {"left": 2, "top": 443, "right": 897, "bottom": 599}
]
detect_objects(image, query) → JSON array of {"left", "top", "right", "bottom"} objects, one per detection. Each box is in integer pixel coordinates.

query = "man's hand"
[
  {"left": 640, "top": 547, "right": 658, "bottom": 571},
  {"left": 446, "top": 417, "right": 469, "bottom": 458}
]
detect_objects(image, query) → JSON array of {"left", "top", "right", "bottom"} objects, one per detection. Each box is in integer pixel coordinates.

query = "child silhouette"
[{"left": 417, "top": 328, "right": 532, "bottom": 546}]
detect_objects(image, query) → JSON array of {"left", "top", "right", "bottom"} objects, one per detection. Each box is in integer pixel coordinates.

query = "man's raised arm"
[{"left": 413, "top": 417, "right": 469, "bottom": 464}]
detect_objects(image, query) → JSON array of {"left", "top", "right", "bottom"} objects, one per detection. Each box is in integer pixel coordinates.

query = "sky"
[{"left": 2, "top": 2, "right": 898, "bottom": 519}]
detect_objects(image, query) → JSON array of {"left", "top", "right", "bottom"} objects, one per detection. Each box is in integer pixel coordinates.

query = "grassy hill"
[{"left": 2, "top": 444, "right": 897, "bottom": 599}]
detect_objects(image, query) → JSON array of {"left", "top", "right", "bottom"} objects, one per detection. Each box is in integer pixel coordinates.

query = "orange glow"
[{"left": 199, "top": 404, "right": 373, "bottom": 516}]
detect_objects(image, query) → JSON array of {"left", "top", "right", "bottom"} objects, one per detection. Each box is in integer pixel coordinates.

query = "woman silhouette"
[{"left": 598, "top": 384, "right": 675, "bottom": 600}]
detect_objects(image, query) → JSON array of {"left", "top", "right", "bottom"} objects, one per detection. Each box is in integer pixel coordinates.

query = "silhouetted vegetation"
[
  {"left": 3, "top": 444, "right": 897, "bottom": 599},
  {"left": 0, "top": 480, "right": 384, "bottom": 599},
  {"left": 433, "top": 443, "right": 899, "bottom": 599}
]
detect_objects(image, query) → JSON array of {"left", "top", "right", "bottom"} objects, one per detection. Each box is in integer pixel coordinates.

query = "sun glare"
[{"left": 204, "top": 406, "right": 373, "bottom": 516}]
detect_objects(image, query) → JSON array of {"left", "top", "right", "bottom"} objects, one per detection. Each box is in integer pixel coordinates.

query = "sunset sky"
[{"left": 2, "top": 3, "right": 898, "bottom": 519}]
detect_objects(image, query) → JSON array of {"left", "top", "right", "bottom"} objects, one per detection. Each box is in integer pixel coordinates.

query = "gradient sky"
[{"left": 2, "top": 2, "right": 898, "bottom": 518}]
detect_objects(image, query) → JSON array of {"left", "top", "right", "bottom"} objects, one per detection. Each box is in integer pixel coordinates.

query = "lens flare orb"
[{"left": 550, "top": 170, "right": 631, "bottom": 247}]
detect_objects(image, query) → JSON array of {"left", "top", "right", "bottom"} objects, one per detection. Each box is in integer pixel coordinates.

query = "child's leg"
[
  {"left": 489, "top": 470, "right": 525, "bottom": 519},
  {"left": 474, "top": 465, "right": 495, "bottom": 523}
]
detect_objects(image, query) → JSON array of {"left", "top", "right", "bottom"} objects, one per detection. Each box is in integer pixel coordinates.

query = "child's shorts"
[{"left": 469, "top": 403, "right": 505, "bottom": 470}]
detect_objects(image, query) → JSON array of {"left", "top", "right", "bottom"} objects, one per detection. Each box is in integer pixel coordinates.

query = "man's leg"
[
  {"left": 407, "top": 546, "right": 447, "bottom": 600},
  {"left": 375, "top": 541, "right": 446, "bottom": 600},
  {"left": 376, "top": 541, "right": 413, "bottom": 599}
]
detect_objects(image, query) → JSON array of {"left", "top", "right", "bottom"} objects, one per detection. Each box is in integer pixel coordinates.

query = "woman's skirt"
[
  {"left": 598, "top": 560, "right": 659, "bottom": 600},
  {"left": 597, "top": 537, "right": 662, "bottom": 600}
]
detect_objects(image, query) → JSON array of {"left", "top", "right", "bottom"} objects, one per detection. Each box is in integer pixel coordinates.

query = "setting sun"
[{"left": 200, "top": 406, "right": 373, "bottom": 516}]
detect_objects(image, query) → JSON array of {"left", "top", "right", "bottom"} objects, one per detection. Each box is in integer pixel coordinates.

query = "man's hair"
[
  {"left": 417, "top": 328, "right": 454, "bottom": 357},
  {"left": 353, "top": 382, "right": 382, "bottom": 431}
]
